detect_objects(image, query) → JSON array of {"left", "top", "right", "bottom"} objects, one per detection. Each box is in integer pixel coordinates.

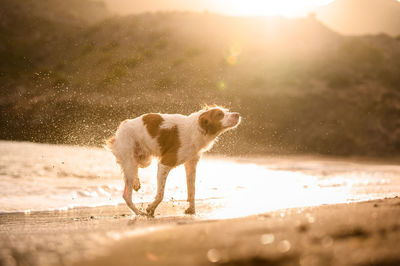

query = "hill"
[
  {"left": 1, "top": 0, "right": 400, "bottom": 156},
  {"left": 314, "top": 0, "right": 400, "bottom": 36},
  {"left": 102, "top": 0, "right": 400, "bottom": 36}
]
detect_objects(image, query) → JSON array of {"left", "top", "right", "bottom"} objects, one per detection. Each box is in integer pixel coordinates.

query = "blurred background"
[{"left": 1, "top": 0, "right": 400, "bottom": 157}]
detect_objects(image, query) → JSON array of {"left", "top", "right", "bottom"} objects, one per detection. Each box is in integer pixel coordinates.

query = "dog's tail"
[{"left": 104, "top": 136, "right": 116, "bottom": 151}]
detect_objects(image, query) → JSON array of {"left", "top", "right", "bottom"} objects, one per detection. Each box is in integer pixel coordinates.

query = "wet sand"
[{"left": 1, "top": 197, "right": 400, "bottom": 266}]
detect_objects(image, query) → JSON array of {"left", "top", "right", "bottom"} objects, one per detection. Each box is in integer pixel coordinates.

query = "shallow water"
[{"left": 1, "top": 141, "right": 399, "bottom": 218}]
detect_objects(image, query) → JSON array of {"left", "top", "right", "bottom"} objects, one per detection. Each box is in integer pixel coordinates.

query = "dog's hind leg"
[{"left": 121, "top": 159, "right": 144, "bottom": 215}]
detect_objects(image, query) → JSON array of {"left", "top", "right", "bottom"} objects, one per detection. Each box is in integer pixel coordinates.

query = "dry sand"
[{"left": 1, "top": 197, "right": 400, "bottom": 266}]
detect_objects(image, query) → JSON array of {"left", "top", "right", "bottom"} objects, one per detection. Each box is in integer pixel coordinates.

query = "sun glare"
[{"left": 214, "top": 0, "right": 334, "bottom": 17}]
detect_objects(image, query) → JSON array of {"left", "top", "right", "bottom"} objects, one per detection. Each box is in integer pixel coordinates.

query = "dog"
[{"left": 106, "top": 106, "right": 241, "bottom": 216}]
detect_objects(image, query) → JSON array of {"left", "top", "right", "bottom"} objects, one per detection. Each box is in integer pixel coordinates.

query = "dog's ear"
[
  {"left": 199, "top": 112, "right": 218, "bottom": 135},
  {"left": 199, "top": 115, "right": 209, "bottom": 134}
]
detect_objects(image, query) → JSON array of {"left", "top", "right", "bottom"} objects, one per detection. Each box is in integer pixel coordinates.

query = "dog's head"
[{"left": 198, "top": 106, "right": 241, "bottom": 136}]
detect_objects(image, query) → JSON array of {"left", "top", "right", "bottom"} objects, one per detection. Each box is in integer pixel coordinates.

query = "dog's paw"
[
  {"left": 146, "top": 207, "right": 155, "bottom": 217},
  {"left": 137, "top": 211, "right": 147, "bottom": 216},
  {"left": 184, "top": 207, "right": 195, "bottom": 215},
  {"left": 133, "top": 179, "right": 141, "bottom": 192}
]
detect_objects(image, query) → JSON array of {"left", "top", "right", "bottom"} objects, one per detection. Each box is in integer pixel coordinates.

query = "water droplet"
[
  {"left": 207, "top": 249, "right": 221, "bottom": 263},
  {"left": 277, "top": 240, "right": 291, "bottom": 253},
  {"left": 306, "top": 213, "right": 315, "bottom": 223},
  {"left": 146, "top": 252, "right": 158, "bottom": 262},
  {"left": 260, "top": 234, "right": 275, "bottom": 245}
]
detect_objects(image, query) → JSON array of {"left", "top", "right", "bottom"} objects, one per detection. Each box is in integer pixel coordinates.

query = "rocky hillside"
[{"left": 1, "top": 0, "right": 400, "bottom": 156}]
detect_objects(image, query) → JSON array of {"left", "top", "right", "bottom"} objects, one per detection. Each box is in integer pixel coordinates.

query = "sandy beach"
[{"left": 1, "top": 197, "right": 399, "bottom": 266}]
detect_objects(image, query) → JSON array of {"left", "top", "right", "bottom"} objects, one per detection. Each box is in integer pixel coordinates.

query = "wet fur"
[{"left": 106, "top": 106, "right": 241, "bottom": 216}]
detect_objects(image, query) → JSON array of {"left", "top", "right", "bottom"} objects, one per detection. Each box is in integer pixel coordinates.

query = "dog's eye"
[{"left": 217, "top": 112, "right": 224, "bottom": 118}]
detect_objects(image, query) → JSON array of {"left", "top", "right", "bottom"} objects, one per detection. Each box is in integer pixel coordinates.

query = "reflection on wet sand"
[{"left": 1, "top": 141, "right": 400, "bottom": 218}]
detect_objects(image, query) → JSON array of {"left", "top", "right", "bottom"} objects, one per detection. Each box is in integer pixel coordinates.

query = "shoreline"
[{"left": 1, "top": 197, "right": 400, "bottom": 266}]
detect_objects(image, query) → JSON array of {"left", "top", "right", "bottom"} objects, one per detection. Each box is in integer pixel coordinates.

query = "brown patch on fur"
[
  {"left": 142, "top": 113, "right": 164, "bottom": 138},
  {"left": 198, "top": 108, "right": 224, "bottom": 135},
  {"left": 143, "top": 113, "right": 181, "bottom": 166},
  {"left": 158, "top": 126, "right": 181, "bottom": 167}
]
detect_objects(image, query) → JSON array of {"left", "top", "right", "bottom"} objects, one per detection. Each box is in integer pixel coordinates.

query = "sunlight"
[
  {"left": 3, "top": 142, "right": 400, "bottom": 219},
  {"left": 215, "top": 0, "right": 335, "bottom": 17}
]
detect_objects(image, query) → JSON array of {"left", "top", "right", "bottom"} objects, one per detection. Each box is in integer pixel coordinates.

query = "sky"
[
  {"left": 103, "top": 0, "right": 334, "bottom": 17},
  {"left": 102, "top": 0, "right": 400, "bottom": 35}
]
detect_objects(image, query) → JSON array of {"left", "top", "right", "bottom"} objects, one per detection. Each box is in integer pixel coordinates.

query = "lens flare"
[
  {"left": 225, "top": 43, "right": 242, "bottom": 65},
  {"left": 218, "top": 81, "right": 227, "bottom": 90},
  {"left": 226, "top": 55, "right": 237, "bottom": 65}
]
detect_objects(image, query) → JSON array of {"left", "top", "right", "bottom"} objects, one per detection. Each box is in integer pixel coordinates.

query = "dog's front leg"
[
  {"left": 146, "top": 163, "right": 171, "bottom": 217},
  {"left": 184, "top": 156, "right": 200, "bottom": 214}
]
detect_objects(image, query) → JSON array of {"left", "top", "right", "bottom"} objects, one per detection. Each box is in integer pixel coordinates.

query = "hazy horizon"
[
  {"left": 101, "top": 0, "right": 334, "bottom": 17},
  {"left": 101, "top": 0, "right": 400, "bottom": 35}
]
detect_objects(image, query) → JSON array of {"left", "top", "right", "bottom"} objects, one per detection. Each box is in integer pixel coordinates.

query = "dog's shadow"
[
  {"left": 127, "top": 214, "right": 195, "bottom": 226},
  {"left": 126, "top": 213, "right": 217, "bottom": 228}
]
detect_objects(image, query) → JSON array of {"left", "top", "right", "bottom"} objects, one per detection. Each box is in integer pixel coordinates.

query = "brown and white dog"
[{"left": 106, "top": 106, "right": 241, "bottom": 216}]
